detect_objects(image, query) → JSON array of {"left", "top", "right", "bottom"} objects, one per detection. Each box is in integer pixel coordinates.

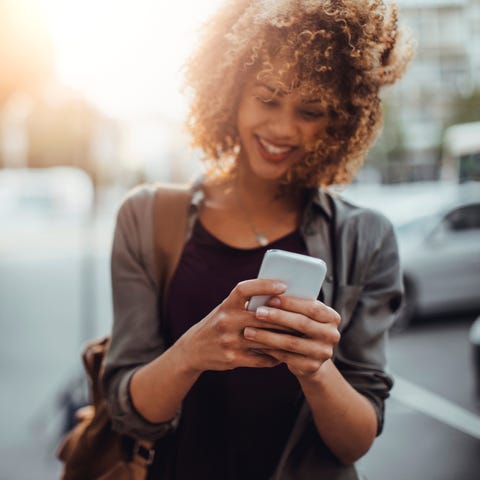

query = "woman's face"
[{"left": 236, "top": 75, "right": 329, "bottom": 183}]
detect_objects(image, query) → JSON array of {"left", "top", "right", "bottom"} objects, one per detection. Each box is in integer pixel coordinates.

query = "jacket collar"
[
  {"left": 189, "top": 177, "right": 332, "bottom": 223},
  {"left": 305, "top": 187, "right": 332, "bottom": 220}
]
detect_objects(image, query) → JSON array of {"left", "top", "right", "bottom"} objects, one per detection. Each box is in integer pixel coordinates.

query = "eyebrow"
[
  {"left": 254, "top": 82, "right": 323, "bottom": 105},
  {"left": 254, "top": 82, "right": 283, "bottom": 95},
  {"left": 301, "top": 98, "right": 323, "bottom": 105}
]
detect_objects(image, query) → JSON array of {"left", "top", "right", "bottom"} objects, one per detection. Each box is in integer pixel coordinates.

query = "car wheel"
[{"left": 391, "top": 277, "right": 417, "bottom": 333}]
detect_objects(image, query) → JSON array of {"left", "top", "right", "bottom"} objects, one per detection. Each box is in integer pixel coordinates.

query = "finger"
[
  {"left": 243, "top": 327, "right": 334, "bottom": 361},
  {"left": 254, "top": 306, "right": 340, "bottom": 344},
  {"left": 213, "top": 312, "right": 298, "bottom": 350},
  {"left": 236, "top": 349, "right": 281, "bottom": 368},
  {"left": 237, "top": 338, "right": 286, "bottom": 351},
  {"left": 265, "top": 349, "right": 324, "bottom": 376},
  {"left": 255, "top": 306, "right": 318, "bottom": 337},
  {"left": 267, "top": 296, "right": 341, "bottom": 326},
  {"left": 227, "top": 279, "right": 287, "bottom": 308},
  {"left": 248, "top": 318, "right": 300, "bottom": 335},
  {"left": 221, "top": 310, "right": 295, "bottom": 334}
]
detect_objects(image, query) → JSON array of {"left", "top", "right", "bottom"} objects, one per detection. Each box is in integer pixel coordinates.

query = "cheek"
[
  {"left": 238, "top": 96, "right": 268, "bottom": 131},
  {"left": 237, "top": 103, "right": 254, "bottom": 135}
]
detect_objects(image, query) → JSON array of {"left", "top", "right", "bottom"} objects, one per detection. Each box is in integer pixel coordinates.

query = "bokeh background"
[{"left": 1, "top": 1, "right": 479, "bottom": 479}]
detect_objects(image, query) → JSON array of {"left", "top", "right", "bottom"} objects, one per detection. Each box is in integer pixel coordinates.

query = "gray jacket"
[{"left": 103, "top": 183, "right": 403, "bottom": 479}]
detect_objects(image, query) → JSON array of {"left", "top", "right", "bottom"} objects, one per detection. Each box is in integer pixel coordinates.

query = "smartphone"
[{"left": 247, "top": 249, "right": 327, "bottom": 312}]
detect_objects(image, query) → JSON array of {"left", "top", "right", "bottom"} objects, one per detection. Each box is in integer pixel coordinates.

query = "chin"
[{"left": 250, "top": 164, "right": 289, "bottom": 182}]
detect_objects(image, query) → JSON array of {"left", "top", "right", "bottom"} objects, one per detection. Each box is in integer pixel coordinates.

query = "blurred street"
[
  {"left": 358, "top": 315, "right": 480, "bottom": 480},
  {"left": 0, "top": 198, "right": 479, "bottom": 480},
  {"left": 0, "top": 196, "right": 116, "bottom": 480}
]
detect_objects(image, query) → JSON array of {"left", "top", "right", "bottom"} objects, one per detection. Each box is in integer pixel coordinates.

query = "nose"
[{"left": 267, "top": 111, "right": 299, "bottom": 142}]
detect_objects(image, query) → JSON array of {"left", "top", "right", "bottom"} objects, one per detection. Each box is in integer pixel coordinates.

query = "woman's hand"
[
  {"left": 175, "top": 279, "right": 290, "bottom": 374},
  {"left": 243, "top": 296, "right": 341, "bottom": 378}
]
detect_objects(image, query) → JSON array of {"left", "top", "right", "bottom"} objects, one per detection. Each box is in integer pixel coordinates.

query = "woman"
[{"left": 103, "top": 1, "right": 413, "bottom": 478}]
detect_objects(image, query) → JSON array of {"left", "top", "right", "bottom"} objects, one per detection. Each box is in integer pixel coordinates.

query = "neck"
[
  {"left": 233, "top": 160, "right": 301, "bottom": 214},
  {"left": 236, "top": 173, "right": 278, "bottom": 209},
  {"left": 201, "top": 159, "right": 305, "bottom": 248}
]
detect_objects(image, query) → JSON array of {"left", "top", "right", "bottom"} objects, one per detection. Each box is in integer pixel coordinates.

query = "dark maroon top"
[{"left": 160, "top": 220, "right": 308, "bottom": 480}]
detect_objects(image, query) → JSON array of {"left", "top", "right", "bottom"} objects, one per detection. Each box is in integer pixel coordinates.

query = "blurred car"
[
  {"left": 0, "top": 166, "right": 94, "bottom": 224},
  {"left": 394, "top": 187, "right": 480, "bottom": 328},
  {"left": 0, "top": 167, "right": 96, "bottom": 259}
]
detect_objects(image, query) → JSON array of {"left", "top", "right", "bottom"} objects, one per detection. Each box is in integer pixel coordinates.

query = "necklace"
[{"left": 234, "top": 189, "right": 269, "bottom": 247}]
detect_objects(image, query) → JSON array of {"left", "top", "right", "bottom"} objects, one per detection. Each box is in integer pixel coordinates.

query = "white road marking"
[{"left": 391, "top": 374, "right": 480, "bottom": 440}]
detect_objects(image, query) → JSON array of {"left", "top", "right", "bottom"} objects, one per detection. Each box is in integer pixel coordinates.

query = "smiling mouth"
[{"left": 255, "top": 135, "right": 297, "bottom": 161}]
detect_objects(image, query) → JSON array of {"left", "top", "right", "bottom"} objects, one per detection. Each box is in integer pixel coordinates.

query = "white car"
[
  {"left": 394, "top": 193, "right": 480, "bottom": 328},
  {"left": 344, "top": 181, "right": 480, "bottom": 329}
]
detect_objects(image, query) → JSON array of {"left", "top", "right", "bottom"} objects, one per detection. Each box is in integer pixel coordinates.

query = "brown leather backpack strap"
[
  {"left": 153, "top": 183, "right": 193, "bottom": 316},
  {"left": 81, "top": 336, "right": 110, "bottom": 407}
]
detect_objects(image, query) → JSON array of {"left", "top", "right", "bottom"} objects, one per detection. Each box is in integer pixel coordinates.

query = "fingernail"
[
  {"left": 274, "top": 282, "right": 287, "bottom": 292},
  {"left": 268, "top": 296, "right": 281, "bottom": 307},
  {"left": 256, "top": 307, "right": 269, "bottom": 318},
  {"left": 244, "top": 327, "right": 257, "bottom": 338}
]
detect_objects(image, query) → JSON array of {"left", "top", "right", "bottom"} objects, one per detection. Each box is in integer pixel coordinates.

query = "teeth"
[{"left": 258, "top": 137, "right": 293, "bottom": 155}]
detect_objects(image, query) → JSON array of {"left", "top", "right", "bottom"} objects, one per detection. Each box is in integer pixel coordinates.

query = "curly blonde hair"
[{"left": 184, "top": 0, "right": 413, "bottom": 187}]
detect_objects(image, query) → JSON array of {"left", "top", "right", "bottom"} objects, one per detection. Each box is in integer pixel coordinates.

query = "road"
[
  {"left": 358, "top": 315, "right": 480, "bottom": 480},
  {"left": 0, "top": 212, "right": 479, "bottom": 480}
]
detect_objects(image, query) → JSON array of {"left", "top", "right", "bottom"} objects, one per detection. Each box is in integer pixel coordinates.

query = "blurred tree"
[
  {"left": 445, "top": 89, "right": 480, "bottom": 127},
  {"left": 24, "top": 92, "right": 122, "bottom": 189},
  {"left": 0, "top": 0, "right": 54, "bottom": 105},
  {"left": 27, "top": 95, "right": 94, "bottom": 175},
  {"left": 364, "top": 102, "right": 409, "bottom": 183}
]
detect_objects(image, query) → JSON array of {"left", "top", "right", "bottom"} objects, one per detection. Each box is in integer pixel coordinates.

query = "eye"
[
  {"left": 300, "top": 109, "right": 325, "bottom": 120},
  {"left": 254, "top": 95, "right": 277, "bottom": 107}
]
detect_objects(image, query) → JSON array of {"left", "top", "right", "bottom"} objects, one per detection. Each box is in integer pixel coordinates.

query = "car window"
[
  {"left": 459, "top": 153, "right": 480, "bottom": 183},
  {"left": 443, "top": 204, "right": 480, "bottom": 232}
]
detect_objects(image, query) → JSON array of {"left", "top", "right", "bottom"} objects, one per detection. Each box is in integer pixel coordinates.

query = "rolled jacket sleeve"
[
  {"left": 333, "top": 211, "right": 403, "bottom": 435},
  {"left": 101, "top": 185, "right": 180, "bottom": 441}
]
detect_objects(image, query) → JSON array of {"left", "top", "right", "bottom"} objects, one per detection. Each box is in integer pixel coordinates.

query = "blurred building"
[
  {"left": 0, "top": 87, "right": 123, "bottom": 190},
  {"left": 0, "top": 0, "right": 124, "bottom": 191},
  {"left": 382, "top": 0, "right": 480, "bottom": 180}
]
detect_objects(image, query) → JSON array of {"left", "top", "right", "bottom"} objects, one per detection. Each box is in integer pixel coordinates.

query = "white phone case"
[{"left": 247, "top": 249, "right": 327, "bottom": 311}]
